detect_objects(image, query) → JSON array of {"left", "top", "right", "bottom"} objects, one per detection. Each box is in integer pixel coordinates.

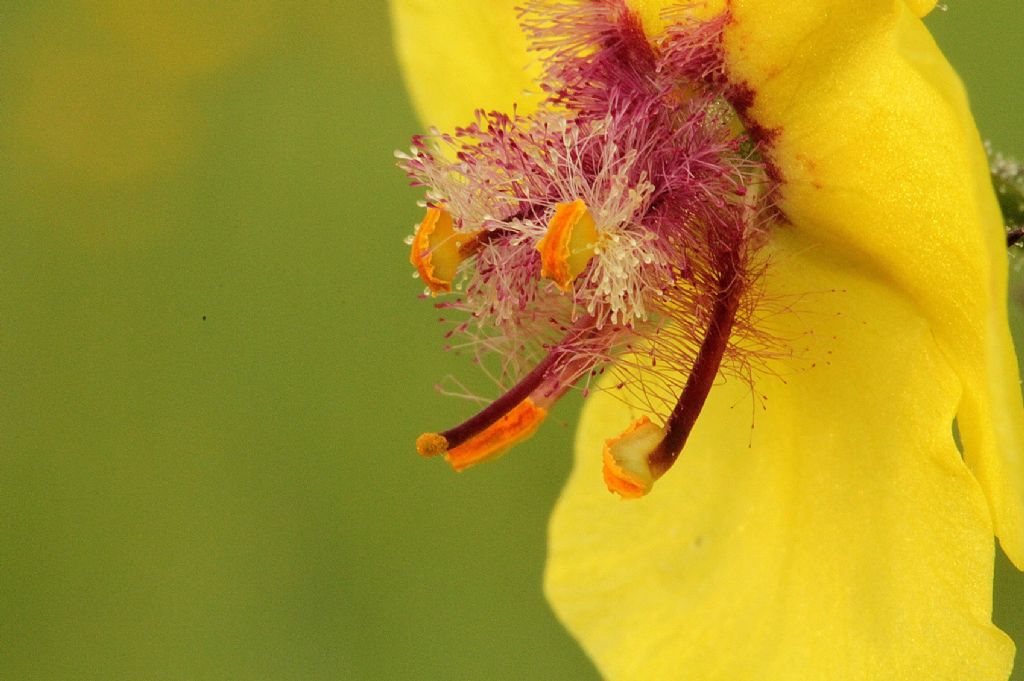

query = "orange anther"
[
  {"left": 601, "top": 416, "right": 665, "bottom": 499},
  {"left": 602, "top": 451, "right": 648, "bottom": 499},
  {"left": 445, "top": 398, "right": 548, "bottom": 472},
  {"left": 537, "top": 198, "right": 599, "bottom": 291},
  {"left": 409, "top": 207, "right": 478, "bottom": 295}
]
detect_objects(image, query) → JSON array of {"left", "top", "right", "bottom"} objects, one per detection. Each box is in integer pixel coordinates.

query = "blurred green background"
[{"left": 1, "top": 3, "right": 1021, "bottom": 680}]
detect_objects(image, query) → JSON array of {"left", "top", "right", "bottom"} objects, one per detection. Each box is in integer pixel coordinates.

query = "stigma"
[{"left": 396, "top": 1, "right": 772, "bottom": 494}]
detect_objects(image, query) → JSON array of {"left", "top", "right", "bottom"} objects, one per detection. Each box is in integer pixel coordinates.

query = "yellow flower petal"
[
  {"left": 904, "top": 0, "right": 938, "bottom": 17},
  {"left": 547, "top": 229, "right": 1015, "bottom": 679},
  {"left": 718, "top": 0, "right": 1024, "bottom": 566},
  {"left": 389, "top": 0, "right": 542, "bottom": 133}
]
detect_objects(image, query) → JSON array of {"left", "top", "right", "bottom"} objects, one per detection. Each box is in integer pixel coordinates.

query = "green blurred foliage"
[{"left": 0, "top": 3, "right": 1020, "bottom": 680}]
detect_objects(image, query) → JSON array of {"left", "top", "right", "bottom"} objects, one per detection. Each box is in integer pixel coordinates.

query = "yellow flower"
[{"left": 391, "top": 0, "right": 1024, "bottom": 679}]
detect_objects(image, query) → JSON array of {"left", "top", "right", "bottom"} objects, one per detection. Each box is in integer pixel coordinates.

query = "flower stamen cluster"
[{"left": 398, "top": 0, "right": 775, "bottom": 496}]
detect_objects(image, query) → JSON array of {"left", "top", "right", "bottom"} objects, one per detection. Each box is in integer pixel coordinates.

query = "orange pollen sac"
[
  {"left": 537, "top": 198, "right": 600, "bottom": 292},
  {"left": 442, "top": 398, "right": 548, "bottom": 472},
  {"left": 601, "top": 416, "right": 667, "bottom": 499},
  {"left": 409, "top": 206, "right": 479, "bottom": 295}
]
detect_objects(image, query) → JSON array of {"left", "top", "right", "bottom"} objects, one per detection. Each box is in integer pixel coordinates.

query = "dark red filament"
[
  {"left": 439, "top": 316, "right": 598, "bottom": 449},
  {"left": 649, "top": 252, "right": 743, "bottom": 477}
]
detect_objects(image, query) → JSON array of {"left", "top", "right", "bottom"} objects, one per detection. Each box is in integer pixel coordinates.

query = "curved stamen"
[
  {"left": 417, "top": 315, "right": 601, "bottom": 459},
  {"left": 649, "top": 253, "right": 743, "bottom": 477},
  {"left": 601, "top": 251, "right": 743, "bottom": 497}
]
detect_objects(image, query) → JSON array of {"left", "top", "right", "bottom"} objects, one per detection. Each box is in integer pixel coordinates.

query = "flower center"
[{"left": 398, "top": 0, "right": 774, "bottom": 497}]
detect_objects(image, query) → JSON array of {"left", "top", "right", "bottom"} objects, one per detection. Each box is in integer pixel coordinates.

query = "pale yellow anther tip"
[
  {"left": 416, "top": 432, "right": 449, "bottom": 458},
  {"left": 602, "top": 416, "right": 665, "bottom": 499}
]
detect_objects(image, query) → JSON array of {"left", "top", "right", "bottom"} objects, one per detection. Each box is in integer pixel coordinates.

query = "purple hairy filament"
[{"left": 424, "top": 314, "right": 604, "bottom": 453}]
